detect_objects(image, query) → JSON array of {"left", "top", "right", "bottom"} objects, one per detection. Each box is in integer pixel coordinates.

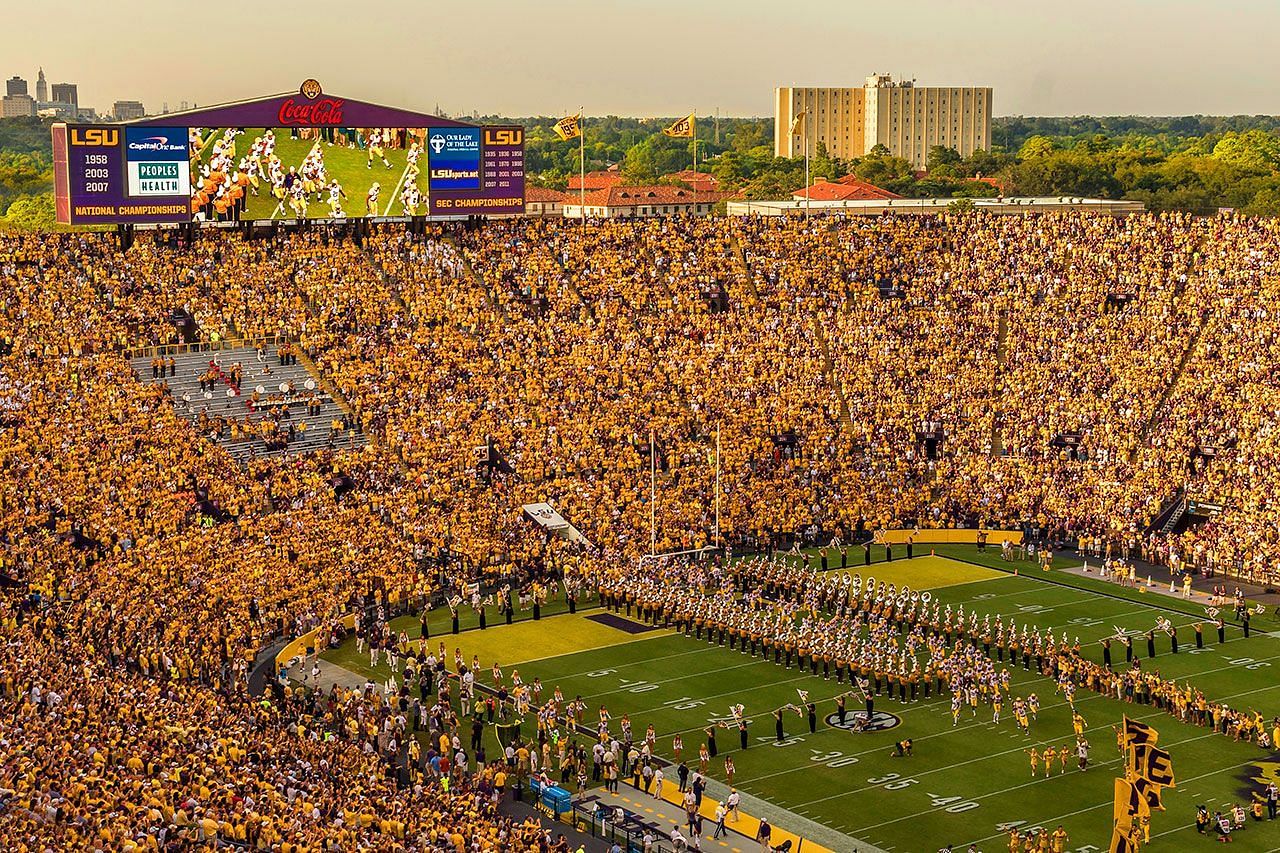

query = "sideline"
[{"left": 945, "top": 553, "right": 1252, "bottom": 627}]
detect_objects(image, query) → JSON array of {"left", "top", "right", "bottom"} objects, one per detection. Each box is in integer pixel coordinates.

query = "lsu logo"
[
  {"left": 825, "top": 710, "right": 902, "bottom": 732},
  {"left": 484, "top": 128, "right": 523, "bottom": 146},
  {"left": 299, "top": 78, "right": 322, "bottom": 100},
  {"left": 71, "top": 128, "right": 119, "bottom": 147}
]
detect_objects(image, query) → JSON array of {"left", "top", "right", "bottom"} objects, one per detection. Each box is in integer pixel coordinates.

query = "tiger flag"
[
  {"left": 1129, "top": 743, "right": 1176, "bottom": 788},
  {"left": 789, "top": 110, "right": 807, "bottom": 137},
  {"left": 1112, "top": 777, "right": 1150, "bottom": 831},
  {"left": 1121, "top": 716, "right": 1159, "bottom": 748},
  {"left": 1130, "top": 774, "right": 1166, "bottom": 811},
  {"left": 553, "top": 114, "right": 582, "bottom": 141},
  {"left": 663, "top": 113, "right": 695, "bottom": 138},
  {"left": 1108, "top": 825, "right": 1142, "bottom": 853}
]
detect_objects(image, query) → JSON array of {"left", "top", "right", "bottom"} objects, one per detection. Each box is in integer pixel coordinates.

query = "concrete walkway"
[
  {"left": 1060, "top": 559, "right": 1280, "bottom": 615},
  {"left": 583, "top": 779, "right": 889, "bottom": 853}
]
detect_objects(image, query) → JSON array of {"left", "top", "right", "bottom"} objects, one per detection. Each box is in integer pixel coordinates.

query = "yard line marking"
[
  {"left": 965, "top": 734, "right": 1253, "bottom": 847},
  {"left": 855, "top": 728, "right": 1224, "bottom": 836},
  {"left": 382, "top": 156, "right": 413, "bottom": 217},
  {"left": 734, "top": 652, "right": 1280, "bottom": 790},
  {"left": 949, "top": 583, "right": 1109, "bottom": 605},
  {"left": 734, "top": 690, "right": 1114, "bottom": 787}
]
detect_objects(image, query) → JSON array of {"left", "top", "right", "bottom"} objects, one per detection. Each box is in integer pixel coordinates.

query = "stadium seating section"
[{"left": 2, "top": 211, "right": 1278, "bottom": 848}]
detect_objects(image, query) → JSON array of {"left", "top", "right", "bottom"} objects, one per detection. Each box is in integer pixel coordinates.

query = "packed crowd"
[{"left": 4, "top": 210, "right": 1280, "bottom": 848}]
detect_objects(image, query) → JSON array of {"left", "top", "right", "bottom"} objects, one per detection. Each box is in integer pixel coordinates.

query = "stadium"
[{"left": 5, "top": 82, "right": 1280, "bottom": 853}]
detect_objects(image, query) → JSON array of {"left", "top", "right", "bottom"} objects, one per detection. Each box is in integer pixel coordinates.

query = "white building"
[{"left": 776, "top": 74, "right": 992, "bottom": 170}]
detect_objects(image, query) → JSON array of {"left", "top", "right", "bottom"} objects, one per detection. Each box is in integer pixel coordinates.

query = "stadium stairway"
[
  {"left": 811, "top": 317, "right": 853, "bottom": 433},
  {"left": 548, "top": 244, "right": 593, "bottom": 313},
  {"left": 727, "top": 233, "right": 760, "bottom": 304},
  {"left": 990, "top": 312, "right": 1009, "bottom": 457},
  {"left": 130, "top": 346, "right": 367, "bottom": 463},
  {"left": 357, "top": 244, "right": 414, "bottom": 317},
  {"left": 443, "top": 235, "right": 505, "bottom": 311},
  {"left": 1137, "top": 316, "right": 1208, "bottom": 453}
]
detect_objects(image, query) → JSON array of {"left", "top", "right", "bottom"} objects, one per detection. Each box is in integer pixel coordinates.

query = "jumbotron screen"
[{"left": 52, "top": 81, "right": 525, "bottom": 225}]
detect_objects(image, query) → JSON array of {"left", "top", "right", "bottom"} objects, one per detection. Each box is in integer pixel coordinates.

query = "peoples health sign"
[
  {"left": 428, "top": 128, "right": 481, "bottom": 191},
  {"left": 125, "top": 128, "right": 189, "bottom": 197}
]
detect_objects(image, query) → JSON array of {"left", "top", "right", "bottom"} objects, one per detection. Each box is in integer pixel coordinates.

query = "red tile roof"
[
  {"left": 567, "top": 170, "right": 624, "bottom": 191},
  {"left": 788, "top": 175, "right": 901, "bottom": 201},
  {"left": 572, "top": 185, "right": 735, "bottom": 208},
  {"left": 526, "top": 186, "right": 569, "bottom": 202},
  {"left": 662, "top": 170, "right": 720, "bottom": 192},
  {"left": 834, "top": 175, "right": 906, "bottom": 198}
]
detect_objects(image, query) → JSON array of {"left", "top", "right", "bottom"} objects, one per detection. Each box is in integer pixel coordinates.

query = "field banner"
[
  {"left": 1112, "top": 776, "right": 1150, "bottom": 831},
  {"left": 1121, "top": 716, "right": 1159, "bottom": 748}
]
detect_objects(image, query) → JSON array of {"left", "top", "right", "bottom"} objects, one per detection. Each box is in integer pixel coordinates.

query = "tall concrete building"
[
  {"left": 51, "top": 82, "right": 77, "bottom": 108},
  {"left": 112, "top": 100, "right": 146, "bottom": 121},
  {"left": 776, "top": 74, "right": 992, "bottom": 170},
  {"left": 35, "top": 68, "right": 47, "bottom": 104},
  {"left": 1, "top": 94, "right": 36, "bottom": 118},
  {"left": 6, "top": 76, "right": 27, "bottom": 97}
]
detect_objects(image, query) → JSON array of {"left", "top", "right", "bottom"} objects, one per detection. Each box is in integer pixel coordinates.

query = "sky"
[{"left": 6, "top": 0, "right": 1279, "bottom": 119}]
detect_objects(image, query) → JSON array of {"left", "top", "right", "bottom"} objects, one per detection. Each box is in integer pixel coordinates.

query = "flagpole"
[
  {"left": 804, "top": 112, "right": 810, "bottom": 220},
  {"left": 650, "top": 428, "right": 657, "bottom": 554},
  {"left": 579, "top": 107, "right": 585, "bottom": 230},
  {"left": 692, "top": 111, "right": 697, "bottom": 215}
]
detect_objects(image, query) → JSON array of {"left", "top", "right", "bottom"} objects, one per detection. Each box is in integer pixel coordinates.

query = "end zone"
[{"left": 818, "top": 554, "right": 1006, "bottom": 591}]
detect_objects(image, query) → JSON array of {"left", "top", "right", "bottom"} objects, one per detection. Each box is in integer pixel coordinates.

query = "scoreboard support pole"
[{"left": 116, "top": 224, "right": 135, "bottom": 252}]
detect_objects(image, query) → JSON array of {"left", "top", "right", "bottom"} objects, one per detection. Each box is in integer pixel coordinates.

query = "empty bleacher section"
[{"left": 130, "top": 343, "right": 366, "bottom": 462}]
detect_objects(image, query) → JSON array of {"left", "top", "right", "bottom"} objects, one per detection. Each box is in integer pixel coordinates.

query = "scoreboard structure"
[{"left": 52, "top": 80, "right": 525, "bottom": 226}]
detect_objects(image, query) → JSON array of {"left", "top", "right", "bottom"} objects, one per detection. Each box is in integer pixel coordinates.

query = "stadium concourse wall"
[
  {"left": 275, "top": 614, "right": 357, "bottom": 676},
  {"left": 878, "top": 527, "right": 1022, "bottom": 545},
  {"left": 726, "top": 197, "right": 1145, "bottom": 217}
]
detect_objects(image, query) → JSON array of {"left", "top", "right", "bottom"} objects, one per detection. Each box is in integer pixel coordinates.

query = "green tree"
[
  {"left": 926, "top": 145, "right": 961, "bottom": 175},
  {"left": 2, "top": 193, "right": 55, "bottom": 230},
  {"left": 1211, "top": 130, "right": 1280, "bottom": 172},
  {"left": 1018, "top": 135, "right": 1057, "bottom": 159},
  {"left": 729, "top": 122, "right": 769, "bottom": 152}
]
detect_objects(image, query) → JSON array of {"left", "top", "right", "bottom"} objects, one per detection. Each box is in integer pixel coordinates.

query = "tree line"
[
  {"left": 6, "top": 113, "right": 1280, "bottom": 228},
  {"left": 493, "top": 113, "right": 1280, "bottom": 215}
]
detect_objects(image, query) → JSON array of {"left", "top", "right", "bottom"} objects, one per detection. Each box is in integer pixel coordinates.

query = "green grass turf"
[
  {"left": 321, "top": 556, "right": 1280, "bottom": 851},
  {"left": 780, "top": 543, "right": 1279, "bottom": 631},
  {"left": 194, "top": 127, "right": 421, "bottom": 219}
]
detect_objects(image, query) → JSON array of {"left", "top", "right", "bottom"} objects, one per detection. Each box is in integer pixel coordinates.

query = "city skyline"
[{"left": 5, "top": 0, "right": 1280, "bottom": 119}]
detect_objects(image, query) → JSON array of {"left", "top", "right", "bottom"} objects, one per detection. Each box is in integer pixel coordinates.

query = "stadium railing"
[
  {"left": 123, "top": 333, "right": 288, "bottom": 361},
  {"left": 568, "top": 800, "right": 679, "bottom": 853}
]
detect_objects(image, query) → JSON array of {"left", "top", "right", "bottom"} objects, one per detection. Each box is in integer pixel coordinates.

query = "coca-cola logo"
[{"left": 277, "top": 97, "right": 344, "bottom": 126}]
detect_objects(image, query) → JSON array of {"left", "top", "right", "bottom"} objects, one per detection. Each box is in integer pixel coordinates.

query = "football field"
[{"left": 322, "top": 550, "right": 1280, "bottom": 852}]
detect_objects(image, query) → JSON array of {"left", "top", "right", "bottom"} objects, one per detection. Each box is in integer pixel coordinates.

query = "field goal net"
[
  {"left": 494, "top": 719, "right": 524, "bottom": 750},
  {"left": 636, "top": 546, "right": 722, "bottom": 573}
]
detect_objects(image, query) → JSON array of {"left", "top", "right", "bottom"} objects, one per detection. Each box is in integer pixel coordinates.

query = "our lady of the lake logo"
[{"left": 826, "top": 710, "right": 902, "bottom": 732}]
